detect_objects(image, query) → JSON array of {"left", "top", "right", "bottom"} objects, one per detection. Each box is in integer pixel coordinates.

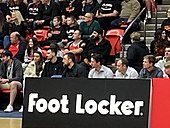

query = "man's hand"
[{"left": 0, "top": 79, "right": 9, "bottom": 84}]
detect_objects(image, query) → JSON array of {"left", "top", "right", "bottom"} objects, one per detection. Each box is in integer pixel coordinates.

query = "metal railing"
[{"left": 121, "top": 7, "right": 146, "bottom": 57}]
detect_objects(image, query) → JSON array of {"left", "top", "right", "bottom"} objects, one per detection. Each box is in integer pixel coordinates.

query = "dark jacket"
[
  {"left": 62, "top": 0, "right": 82, "bottom": 19},
  {"left": 41, "top": 57, "right": 63, "bottom": 77},
  {"left": 139, "top": 66, "right": 163, "bottom": 78},
  {"left": 35, "top": 1, "right": 61, "bottom": 24},
  {"left": 0, "top": 58, "right": 23, "bottom": 83},
  {"left": 82, "top": 38, "right": 112, "bottom": 64},
  {"left": 62, "top": 63, "right": 87, "bottom": 78},
  {"left": 127, "top": 41, "right": 149, "bottom": 73}
]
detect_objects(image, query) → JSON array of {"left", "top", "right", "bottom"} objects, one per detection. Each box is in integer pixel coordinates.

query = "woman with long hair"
[
  {"left": 19, "top": 51, "right": 44, "bottom": 112},
  {"left": 23, "top": 37, "right": 42, "bottom": 68},
  {"left": 150, "top": 28, "right": 167, "bottom": 57}
]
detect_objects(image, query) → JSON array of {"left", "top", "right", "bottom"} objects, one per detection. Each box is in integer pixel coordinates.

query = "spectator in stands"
[
  {"left": 161, "top": 9, "right": 170, "bottom": 32},
  {"left": 62, "top": 0, "right": 82, "bottom": 22},
  {"left": 26, "top": 0, "right": 40, "bottom": 21},
  {"left": 6, "top": 0, "right": 27, "bottom": 20},
  {"left": 0, "top": 10, "right": 5, "bottom": 46},
  {"left": 24, "top": 51, "right": 44, "bottom": 77},
  {"left": 62, "top": 52, "right": 87, "bottom": 77},
  {"left": 0, "top": 0, "right": 8, "bottom": 17},
  {"left": 114, "top": 57, "right": 138, "bottom": 79},
  {"left": 164, "top": 61, "right": 170, "bottom": 78},
  {"left": 88, "top": 53, "right": 113, "bottom": 78},
  {"left": 127, "top": 32, "right": 149, "bottom": 73},
  {"left": 64, "top": 29, "right": 86, "bottom": 61},
  {"left": 25, "top": 0, "right": 40, "bottom": 29},
  {"left": 65, "top": 16, "right": 79, "bottom": 43},
  {"left": 3, "top": 10, "right": 27, "bottom": 49},
  {"left": 19, "top": 51, "right": 44, "bottom": 112},
  {"left": 79, "top": 12, "right": 100, "bottom": 41},
  {"left": 22, "top": 37, "right": 42, "bottom": 68},
  {"left": 82, "top": 28, "right": 112, "bottom": 65},
  {"left": 110, "top": 0, "right": 141, "bottom": 30},
  {"left": 82, "top": 0, "right": 99, "bottom": 16},
  {"left": 155, "top": 46, "right": 170, "bottom": 71},
  {"left": 0, "top": 50, "right": 23, "bottom": 112},
  {"left": 7, "top": 31, "right": 27, "bottom": 63},
  {"left": 139, "top": 55, "right": 163, "bottom": 78},
  {"left": 41, "top": 46, "right": 63, "bottom": 77},
  {"left": 34, "top": 0, "right": 61, "bottom": 29},
  {"left": 150, "top": 29, "right": 167, "bottom": 57},
  {"left": 95, "top": 0, "right": 121, "bottom": 31},
  {"left": 45, "top": 16, "right": 67, "bottom": 46}
]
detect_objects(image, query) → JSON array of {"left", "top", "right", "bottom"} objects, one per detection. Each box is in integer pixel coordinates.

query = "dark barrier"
[{"left": 22, "top": 78, "right": 151, "bottom": 128}]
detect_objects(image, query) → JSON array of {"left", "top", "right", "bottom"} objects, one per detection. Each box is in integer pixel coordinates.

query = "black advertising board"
[{"left": 22, "top": 78, "right": 151, "bottom": 128}]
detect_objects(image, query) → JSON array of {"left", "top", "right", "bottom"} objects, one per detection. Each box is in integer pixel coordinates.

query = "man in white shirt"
[
  {"left": 88, "top": 53, "right": 114, "bottom": 78},
  {"left": 115, "top": 58, "right": 138, "bottom": 79}
]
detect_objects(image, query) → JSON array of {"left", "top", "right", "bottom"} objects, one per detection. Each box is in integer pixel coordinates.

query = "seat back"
[
  {"left": 105, "top": 29, "right": 124, "bottom": 56},
  {"left": 34, "top": 29, "right": 48, "bottom": 42}
]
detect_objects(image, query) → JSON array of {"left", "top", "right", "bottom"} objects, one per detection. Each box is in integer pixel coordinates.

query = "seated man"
[
  {"left": 164, "top": 61, "right": 170, "bottom": 78},
  {"left": 114, "top": 57, "right": 139, "bottom": 79},
  {"left": 62, "top": 52, "right": 87, "bottom": 77},
  {"left": 111, "top": 0, "right": 141, "bottom": 30},
  {"left": 88, "top": 53, "right": 113, "bottom": 78},
  {"left": 161, "top": 9, "right": 170, "bottom": 32},
  {"left": 0, "top": 50, "right": 23, "bottom": 112},
  {"left": 139, "top": 55, "right": 163, "bottom": 78},
  {"left": 82, "top": 28, "right": 112, "bottom": 65},
  {"left": 79, "top": 12, "right": 100, "bottom": 41},
  {"left": 8, "top": 31, "right": 27, "bottom": 63}
]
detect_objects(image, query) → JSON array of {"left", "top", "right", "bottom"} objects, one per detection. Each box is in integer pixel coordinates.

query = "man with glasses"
[
  {"left": 161, "top": 9, "right": 170, "bottom": 32},
  {"left": 79, "top": 12, "right": 100, "bottom": 41}
]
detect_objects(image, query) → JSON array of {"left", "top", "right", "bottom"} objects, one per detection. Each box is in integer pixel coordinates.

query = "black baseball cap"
[{"left": 1, "top": 50, "right": 13, "bottom": 58}]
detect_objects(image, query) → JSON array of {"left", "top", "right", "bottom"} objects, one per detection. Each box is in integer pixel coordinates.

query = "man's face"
[
  {"left": 143, "top": 58, "right": 152, "bottom": 69},
  {"left": 1, "top": 55, "right": 10, "bottom": 63},
  {"left": 63, "top": 55, "right": 70, "bottom": 66},
  {"left": 165, "top": 67, "right": 170, "bottom": 76},
  {"left": 167, "top": 9, "right": 170, "bottom": 18},
  {"left": 116, "top": 60, "right": 125, "bottom": 73},
  {"left": 73, "top": 30, "right": 80, "bottom": 40},
  {"left": 10, "top": 33, "right": 17, "bottom": 44},
  {"left": 46, "top": 49, "right": 54, "bottom": 60},
  {"left": 165, "top": 48, "right": 170, "bottom": 59},
  {"left": 41, "top": 0, "right": 48, "bottom": 4},
  {"left": 66, "top": 18, "right": 74, "bottom": 26},
  {"left": 90, "top": 58, "right": 99, "bottom": 69},
  {"left": 83, "top": 13, "right": 92, "bottom": 23},
  {"left": 53, "top": 18, "right": 60, "bottom": 26}
]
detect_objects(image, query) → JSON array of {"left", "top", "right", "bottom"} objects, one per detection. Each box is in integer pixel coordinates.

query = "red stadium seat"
[{"left": 105, "top": 29, "right": 124, "bottom": 56}]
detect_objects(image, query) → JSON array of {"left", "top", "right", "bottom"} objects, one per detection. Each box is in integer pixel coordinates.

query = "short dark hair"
[
  {"left": 118, "top": 57, "right": 129, "bottom": 67},
  {"left": 64, "top": 52, "right": 75, "bottom": 62},
  {"left": 91, "top": 53, "right": 103, "bottom": 64},
  {"left": 144, "top": 55, "right": 156, "bottom": 64},
  {"left": 1, "top": 49, "right": 13, "bottom": 58}
]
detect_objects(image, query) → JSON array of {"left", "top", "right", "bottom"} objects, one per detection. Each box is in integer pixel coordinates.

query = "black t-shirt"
[{"left": 99, "top": 0, "right": 121, "bottom": 14}]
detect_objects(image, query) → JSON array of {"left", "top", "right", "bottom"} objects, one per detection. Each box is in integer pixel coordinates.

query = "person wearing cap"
[
  {"left": 164, "top": 61, "right": 170, "bottom": 78},
  {"left": 139, "top": 55, "right": 163, "bottom": 78},
  {"left": 0, "top": 50, "right": 23, "bottom": 112},
  {"left": 82, "top": 28, "right": 112, "bottom": 65}
]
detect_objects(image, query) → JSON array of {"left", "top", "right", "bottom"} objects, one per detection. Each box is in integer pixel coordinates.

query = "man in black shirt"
[
  {"left": 62, "top": 52, "right": 87, "bottom": 77},
  {"left": 41, "top": 48, "right": 63, "bottom": 77}
]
